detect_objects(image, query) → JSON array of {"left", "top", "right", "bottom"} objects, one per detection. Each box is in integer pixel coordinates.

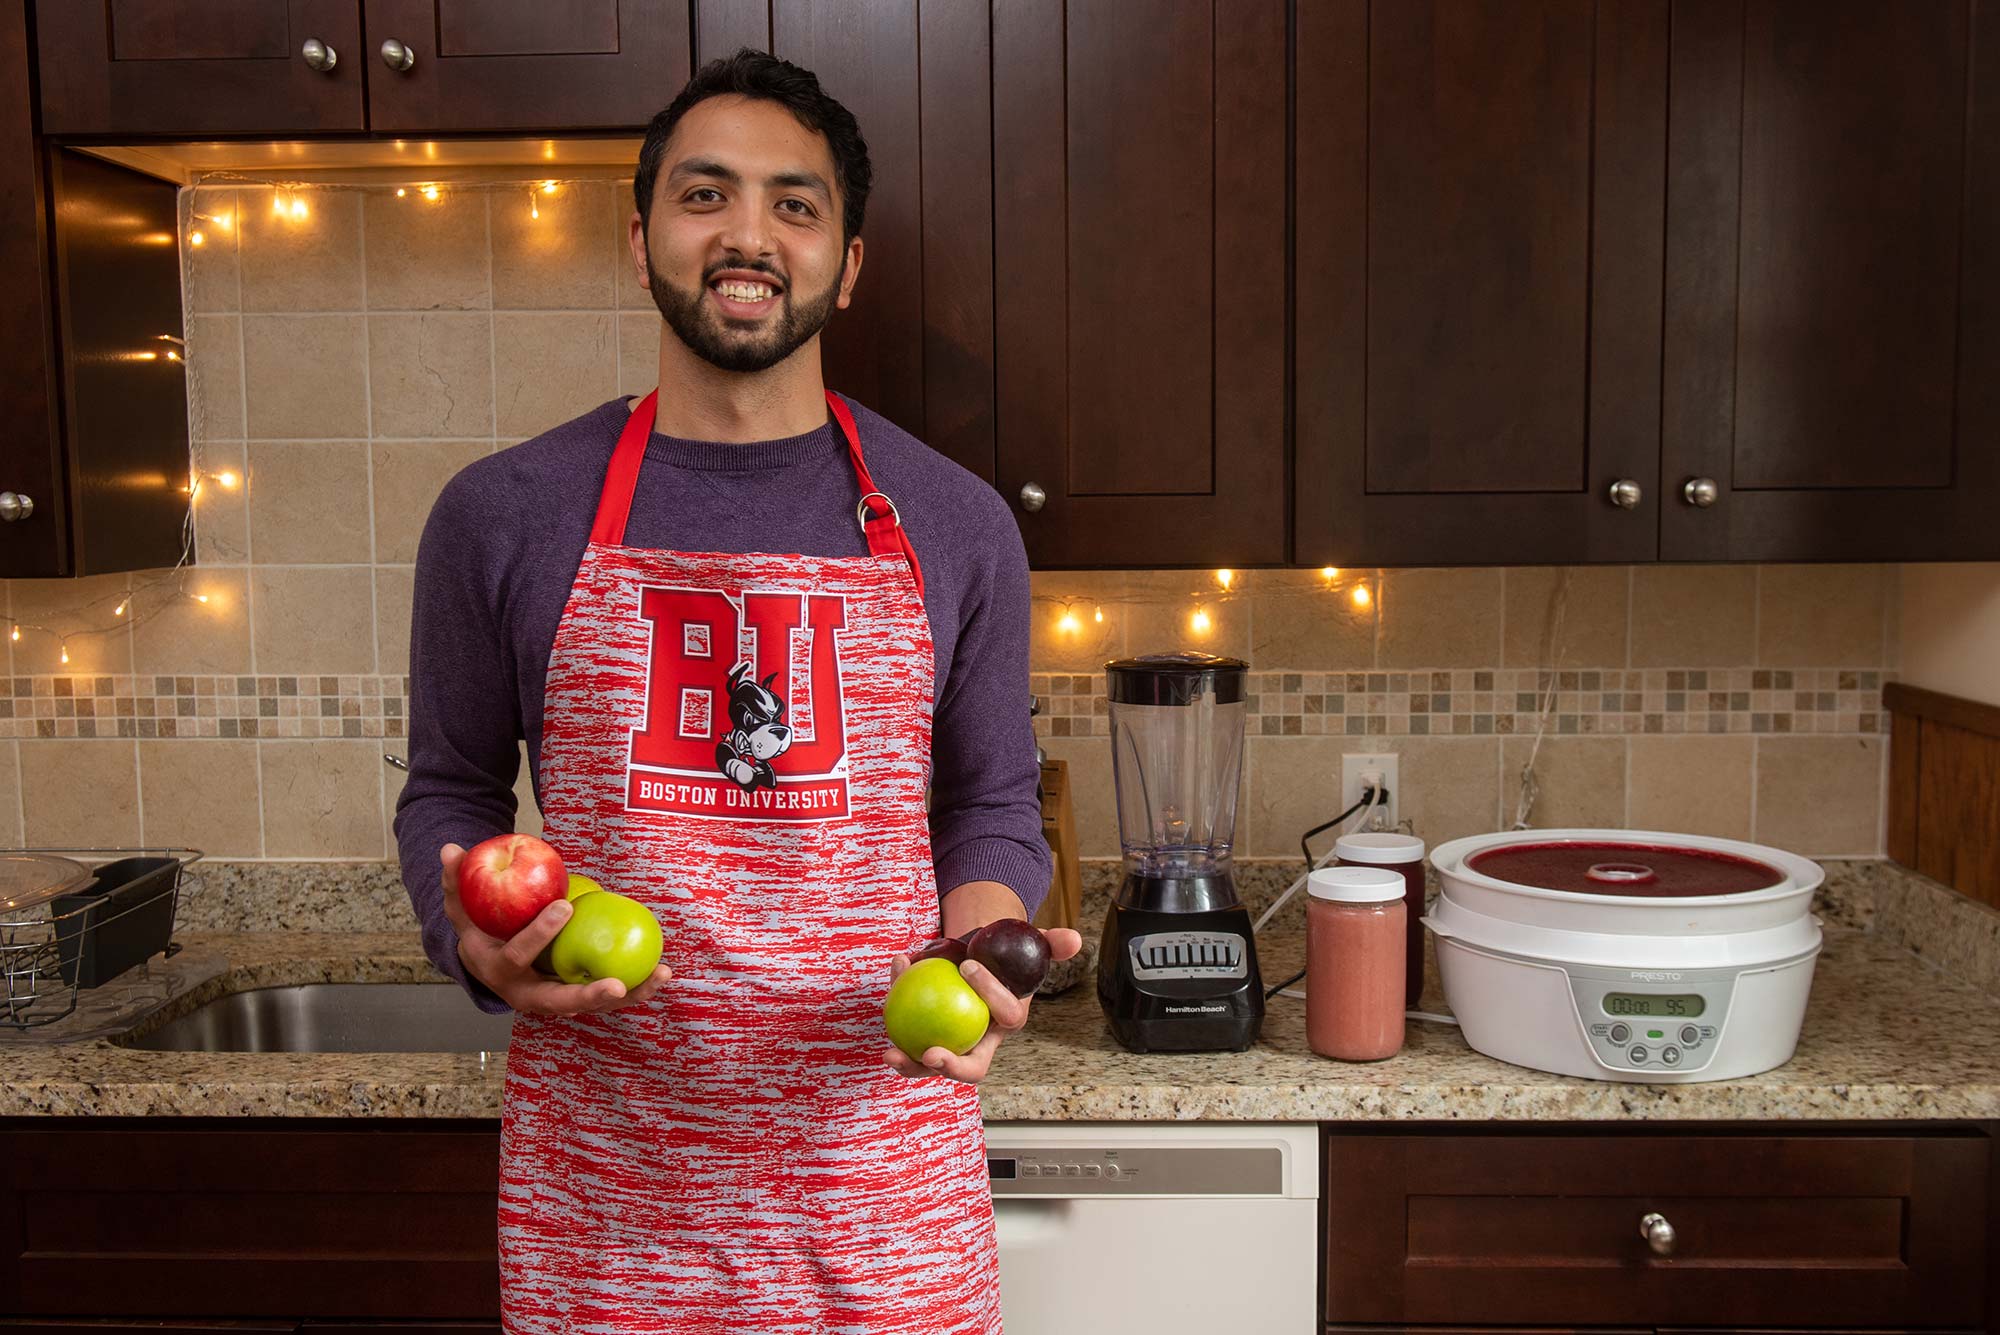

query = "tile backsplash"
[{"left": 0, "top": 180, "right": 1894, "bottom": 865}]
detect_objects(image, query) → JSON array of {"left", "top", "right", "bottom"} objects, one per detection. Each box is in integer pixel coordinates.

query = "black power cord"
[{"left": 1262, "top": 784, "right": 1387, "bottom": 999}]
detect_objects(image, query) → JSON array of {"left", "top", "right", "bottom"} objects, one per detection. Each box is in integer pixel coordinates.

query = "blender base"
[{"left": 1097, "top": 896, "right": 1265, "bottom": 1053}]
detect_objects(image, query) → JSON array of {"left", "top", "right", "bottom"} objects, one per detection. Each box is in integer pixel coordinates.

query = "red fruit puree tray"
[{"left": 1466, "top": 841, "right": 1787, "bottom": 898}]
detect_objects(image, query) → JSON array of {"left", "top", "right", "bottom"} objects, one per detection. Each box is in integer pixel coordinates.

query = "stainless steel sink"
[{"left": 116, "top": 983, "right": 514, "bottom": 1053}]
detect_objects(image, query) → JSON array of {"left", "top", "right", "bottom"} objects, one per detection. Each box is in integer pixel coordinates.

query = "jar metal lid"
[
  {"left": 1308, "top": 866, "right": 1406, "bottom": 903},
  {"left": 1333, "top": 831, "right": 1426, "bottom": 865}
]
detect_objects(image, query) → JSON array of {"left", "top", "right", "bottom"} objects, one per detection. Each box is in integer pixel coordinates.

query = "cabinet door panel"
[
  {"left": 1662, "top": 0, "right": 2000, "bottom": 559},
  {"left": 1, "top": 3, "right": 64, "bottom": 577},
  {"left": 1296, "top": 0, "right": 1667, "bottom": 566},
  {"left": 1323, "top": 1131, "right": 1988, "bottom": 1326},
  {"left": 0, "top": 1123, "right": 501, "bottom": 1320},
  {"left": 35, "top": 0, "right": 365, "bottom": 135},
  {"left": 363, "top": 1, "right": 689, "bottom": 133},
  {"left": 995, "top": 0, "right": 1287, "bottom": 566}
]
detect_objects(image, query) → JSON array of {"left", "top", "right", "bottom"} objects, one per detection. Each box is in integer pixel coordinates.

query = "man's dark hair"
[{"left": 634, "top": 49, "right": 872, "bottom": 245}]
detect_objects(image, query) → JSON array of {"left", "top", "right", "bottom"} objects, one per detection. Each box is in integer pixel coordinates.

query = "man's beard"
[{"left": 648, "top": 255, "right": 843, "bottom": 375}]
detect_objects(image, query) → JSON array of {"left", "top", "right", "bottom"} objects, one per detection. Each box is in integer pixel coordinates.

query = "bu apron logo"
[{"left": 626, "top": 585, "right": 852, "bottom": 822}]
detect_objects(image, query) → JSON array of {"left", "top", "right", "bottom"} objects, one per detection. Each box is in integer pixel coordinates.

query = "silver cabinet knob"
[
  {"left": 1018, "top": 481, "right": 1048, "bottom": 513},
  {"left": 301, "top": 38, "right": 338, "bottom": 72},
  {"left": 1640, "top": 1211, "right": 1676, "bottom": 1256},
  {"left": 380, "top": 38, "right": 417, "bottom": 72},
  {"left": 0, "top": 492, "right": 33, "bottom": 523},
  {"left": 1608, "top": 479, "right": 1643, "bottom": 510},
  {"left": 1682, "top": 476, "right": 1720, "bottom": 508}
]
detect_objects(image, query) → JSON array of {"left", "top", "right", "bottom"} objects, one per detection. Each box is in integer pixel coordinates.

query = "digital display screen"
[
  {"left": 1603, "top": 992, "right": 1705, "bottom": 1017},
  {"left": 988, "top": 1159, "right": 1017, "bottom": 1180}
]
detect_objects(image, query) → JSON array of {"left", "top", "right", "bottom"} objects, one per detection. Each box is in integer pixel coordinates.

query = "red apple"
[{"left": 458, "top": 833, "right": 567, "bottom": 939}]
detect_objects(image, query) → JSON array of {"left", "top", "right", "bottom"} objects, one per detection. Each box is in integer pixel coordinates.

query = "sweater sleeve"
[
  {"left": 392, "top": 467, "right": 520, "bottom": 1016},
  {"left": 926, "top": 502, "right": 1054, "bottom": 920}
]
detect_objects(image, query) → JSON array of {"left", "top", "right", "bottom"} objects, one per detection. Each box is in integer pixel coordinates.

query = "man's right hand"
[{"left": 440, "top": 842, "right": 671, "bottom": 1016}]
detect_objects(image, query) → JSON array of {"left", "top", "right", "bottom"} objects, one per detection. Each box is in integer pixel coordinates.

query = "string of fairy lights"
[{"left": 2, "top": 176, "right": 581, "bottom": 670}]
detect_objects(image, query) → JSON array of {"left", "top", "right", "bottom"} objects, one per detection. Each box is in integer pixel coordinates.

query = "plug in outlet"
[{"left": 1340, "top": 753, "right": 1400, "bottom": 831}]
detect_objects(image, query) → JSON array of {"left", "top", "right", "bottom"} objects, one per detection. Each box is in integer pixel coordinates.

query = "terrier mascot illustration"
[{"left": 716, "top": 662, "right": 793, "bottom": 791}]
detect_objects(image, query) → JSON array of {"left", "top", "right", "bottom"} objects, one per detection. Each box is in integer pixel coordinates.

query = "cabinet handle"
[
  {"left": 0, "top": 492, "right": 33, "bottom": 523},
  {"left": 1682, "top": 476, "right": 1720, "bottom": 508},
  {"left": 300, "top": 38, "right": 338, "bottom": 72},
  {"left": 1607, "top": 479, "right": 1643, "bottom": 510},
  {"left": 1018, "top": 481, "right": 1048, "bottom": 513},
  {"left": 1639, "top": 1211, "right": 1676, "bottom": 1257},
  {"left": 380, "top": 38, "right": 417, "bottom": 72}
]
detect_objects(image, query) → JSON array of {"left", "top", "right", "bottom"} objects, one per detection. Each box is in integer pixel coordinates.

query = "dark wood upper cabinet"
[
  {"left": 692, "top": 0, "right": 996, "bottom": 482},
  {"left": 992, "top": 0, "right": 1288, "bottom": 567},
  {"left": 1661, "top": 0, "right": 2000, "bottom": 561},
  {"left": 34, "top": 0, "right": 366, "bottom": 136},
  {"left": 361, "top": 0, "right": 689, "bottom": 133},
  {"left": 3, "top": 2, "right": 190, "bottom": 580},
  {"left": 1295, "top": 0, "right": 1669, "bottom": 567}
]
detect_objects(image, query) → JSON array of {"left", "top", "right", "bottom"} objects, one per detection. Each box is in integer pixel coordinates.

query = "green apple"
[
  {"left": 566, "top": 873, "right": 605, "bottom": 902},
  {"left": 547, "top": 889, "right": 663, "bottom": 991},
  {"left": 883, "top": 958, "right": 991, "bottom": 1062}
]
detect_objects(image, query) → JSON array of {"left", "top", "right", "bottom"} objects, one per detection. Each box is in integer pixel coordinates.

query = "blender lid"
[{"left": 1106, "top": 653, "right": 1248, "bottom": 706}]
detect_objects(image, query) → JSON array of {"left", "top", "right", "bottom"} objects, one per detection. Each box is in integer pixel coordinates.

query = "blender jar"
[{"left": 1106, "top": 653, "right": 1248, "bottom": 879}]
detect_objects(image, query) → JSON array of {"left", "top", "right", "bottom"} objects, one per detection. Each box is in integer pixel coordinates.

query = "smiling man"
[{"left": 393, "top": 49, "right": 1072, "bottom": 1334}]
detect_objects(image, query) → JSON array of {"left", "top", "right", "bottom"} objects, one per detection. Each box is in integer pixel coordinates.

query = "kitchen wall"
[
  {"left": 0, "top": 180, "right": 1895, "bottom": 864},
  {"left": 1898, "top": 565, "right": 2000, "bottom": 708}
]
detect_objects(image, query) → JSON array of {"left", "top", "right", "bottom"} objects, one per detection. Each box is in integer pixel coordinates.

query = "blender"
[{"left": 1097, "top": 653, "right": 1264, "bottom": 1052}]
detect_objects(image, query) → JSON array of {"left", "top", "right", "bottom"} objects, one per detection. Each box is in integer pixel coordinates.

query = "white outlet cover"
[{"left": 1340, "top": 753, "right": 1400, "bottom": 832}]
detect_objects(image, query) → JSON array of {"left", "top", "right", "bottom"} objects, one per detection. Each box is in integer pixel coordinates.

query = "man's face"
[{"left": 632, "top": 95, "right": 863, "bottom": 375}]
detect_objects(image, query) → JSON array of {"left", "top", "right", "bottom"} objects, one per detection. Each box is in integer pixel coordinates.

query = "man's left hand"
[{"left": 883, "top": 927, "right": 1084, "bottom": 1084}]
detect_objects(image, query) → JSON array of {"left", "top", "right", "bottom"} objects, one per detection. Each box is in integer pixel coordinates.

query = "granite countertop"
[{"left": 5, "top": 913, "right": 1997, "bottom": 1121}]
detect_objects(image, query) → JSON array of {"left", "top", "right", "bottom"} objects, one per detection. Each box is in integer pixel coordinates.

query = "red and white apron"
[{"left": 496, "top": 390, "right": 1000, "bottom": 1334}]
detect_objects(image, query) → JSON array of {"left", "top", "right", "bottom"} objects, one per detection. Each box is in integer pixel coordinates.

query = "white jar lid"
[
  {"left": 1308, "top": 866, "right": 1406, "bottom": 903},
  {"left": 1333, "top": 831, "right": 1426, "bottom": 865}
]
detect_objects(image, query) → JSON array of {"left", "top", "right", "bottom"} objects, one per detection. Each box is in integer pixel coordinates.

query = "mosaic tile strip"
[
  {"left": 1033, "top": 669, "right": 1888, "bottom": 739},
  {"left": 1, "top": 675, "right": 410, "bottom": 740}
]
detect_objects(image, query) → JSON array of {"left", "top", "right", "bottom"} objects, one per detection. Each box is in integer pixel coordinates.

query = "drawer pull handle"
[{"left": 1640, "top": 1210, "right": 1676, "bottom": 1257}]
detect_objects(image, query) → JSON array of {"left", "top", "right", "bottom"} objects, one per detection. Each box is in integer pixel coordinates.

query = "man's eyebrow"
[{"left": 666, "top": 157, "right": 832, "bottom": 202}]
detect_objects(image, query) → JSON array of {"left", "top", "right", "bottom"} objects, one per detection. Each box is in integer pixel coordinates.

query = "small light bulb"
[
  {"left": 530, "top": 194, "right": 540, "bottom": 220},
  {"left": 421, "top": 185, "right": 440, "bottom": 202},
  {"left": 190, "top": 230, "right": 206, "bottom": 247},
  {"left": 1093, "top": 607, "right": 1104, "bottom": 624},
  {"left": 215, "top": 211, "right": 232, "bottom": 231},
  {"left": 273, "top": 192, "right": 286, "bottom": 216},
  {"left": 396, "top": 187, "right": 407, "bottom": 198},
  {"left": 1321, "top": 566, "right": 1339, "bottom": 580},
  {"left": 541, "top": 180, "right": 559, "bottom": 194},
  {"left": 114, "top": 601, "right": 128, "bottom": 616},
  {"left": 291, "top": 197, "right": 309, "bottom": 219},
  {"left": 194, "top": 593, "right": 210, "bottom": 605},
  {"left": 9, "top": 627, "right": 18, "bottom": 642},
  {"left": 1351, "top": 585, "right": 1372, "bottom": 609},
  {"left": 217, "top": 470, "right": 239, "bottom": 488},
  {"left": 166, "top": 350, "right": 180, "bottom": 361},
  {"left": 59, "top": 644, "right": 69, "bottom": 665},
  {"left": 1216, "top": 568, "right": 1234, "bottom": 590},
  {"left": 1057, "top": 610, "right": 1080, "bottom": 634},
  {"left": 1191, "top": 608, "right": 1212, "bottom": 635}
]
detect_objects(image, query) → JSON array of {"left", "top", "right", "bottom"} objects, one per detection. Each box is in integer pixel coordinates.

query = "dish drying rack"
[{"left": 0, "top": 846, "right": 204, "bottom": 1030}]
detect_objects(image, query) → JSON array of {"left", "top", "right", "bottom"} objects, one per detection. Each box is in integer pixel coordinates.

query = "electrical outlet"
[{"left": 1341, "top": 753, "right": 1400, "bottom": 832}]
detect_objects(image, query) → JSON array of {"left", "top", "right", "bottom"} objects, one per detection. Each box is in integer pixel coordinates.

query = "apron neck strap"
[{"left": 589, "top": 389, "right": 926, "bottom": 600}]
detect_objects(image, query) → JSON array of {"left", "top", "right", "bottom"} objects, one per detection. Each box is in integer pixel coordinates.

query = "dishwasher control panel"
[{"left": 988, "top": 1144, "right": 1283, "bottom": 1196}]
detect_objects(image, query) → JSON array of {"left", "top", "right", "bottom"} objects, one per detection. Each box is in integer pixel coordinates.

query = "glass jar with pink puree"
[{"left": 1305, "top": 866, "right": 1407, "bottom": 1061}]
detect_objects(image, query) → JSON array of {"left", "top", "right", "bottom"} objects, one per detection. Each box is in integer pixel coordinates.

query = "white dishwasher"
[{"left": 983, "top": 1122, "right": 1320, "bottom": 1333}]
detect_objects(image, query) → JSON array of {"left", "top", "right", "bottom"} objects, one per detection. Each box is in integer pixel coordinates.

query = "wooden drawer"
[
  {"left": 0, "top": 1123, "right": 501, "bottom": 1320},
  {"left": 1324, "top": 1131, "right": 1988, "bottom": 1327}
]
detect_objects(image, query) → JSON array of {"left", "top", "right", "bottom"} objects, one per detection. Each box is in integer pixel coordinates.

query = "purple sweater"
[{"left": 393, "top": 394, "right": 1051, "bottom": 1014}]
